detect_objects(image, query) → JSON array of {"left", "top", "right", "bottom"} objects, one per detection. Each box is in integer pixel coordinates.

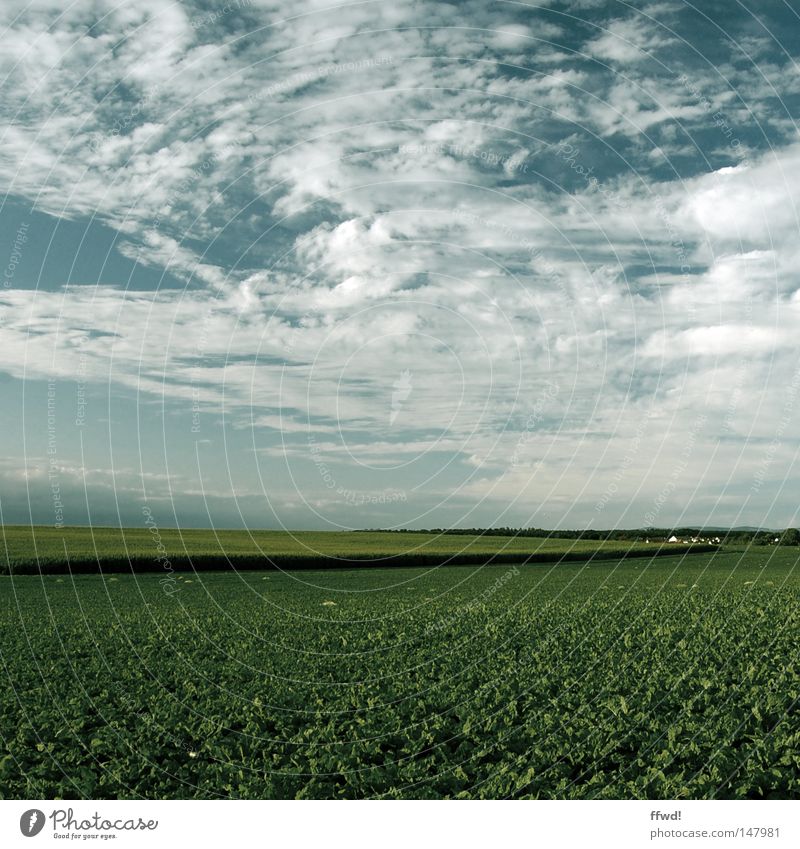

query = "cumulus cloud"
[{"left": 584, "top": 15, "right": 671, "bottom": 64}]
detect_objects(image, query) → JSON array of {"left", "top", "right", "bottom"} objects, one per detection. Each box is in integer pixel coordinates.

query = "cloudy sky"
[{"left": 1, "top": 0, "right": 799, "bottom": 530}]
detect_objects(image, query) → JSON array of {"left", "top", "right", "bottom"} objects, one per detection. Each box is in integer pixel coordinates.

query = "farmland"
[
  {"left": 1, "top": 543, "right": 798, "bottom": 799},
  {"left": 0, "top": 525, "right": 711, "bottom": 574}
]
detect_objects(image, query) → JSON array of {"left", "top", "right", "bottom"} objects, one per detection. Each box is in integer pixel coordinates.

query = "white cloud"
[
  {"left": 686, "top": 152, "right": 800, "bottom": 250},
  {"left": 585, "top": 16, "right": 670, "bottom": 64}
]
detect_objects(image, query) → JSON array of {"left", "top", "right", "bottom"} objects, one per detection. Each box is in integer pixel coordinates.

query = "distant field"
[
  {"left": 0, "top": 526, "right": 715, "bottom": 574},
  {"left": 1, "top": 547, "right": 798, "bottom": 799}
]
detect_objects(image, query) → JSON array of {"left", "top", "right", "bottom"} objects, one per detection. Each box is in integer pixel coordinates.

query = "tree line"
[{"left": 362, "top": 527, "right": 800, "bottom": 545}]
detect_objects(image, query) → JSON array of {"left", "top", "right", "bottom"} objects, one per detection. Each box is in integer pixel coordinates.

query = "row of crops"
[
  {"left": 0, "top": 525, "right": 714, "bottom": 574},
  {"left": 1, "top": 548, "right": 797, "bottom": 798}
]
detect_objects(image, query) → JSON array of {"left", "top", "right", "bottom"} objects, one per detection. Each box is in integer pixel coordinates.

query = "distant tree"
[{"left": 779, "top": 528, "right": 800, "bottom": 546}]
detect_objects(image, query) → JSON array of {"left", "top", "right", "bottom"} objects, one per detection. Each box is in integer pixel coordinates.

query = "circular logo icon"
[{"left": 20, "top": 809, "right": 46, "bottom": 837}]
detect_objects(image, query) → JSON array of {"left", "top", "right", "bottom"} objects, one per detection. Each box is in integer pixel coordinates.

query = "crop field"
[
  {"left": 1, "top": 545, "right": 798, "bottom": 799},
  {"left": 0, "top": 525, "right": 708, "bottom": 574}
]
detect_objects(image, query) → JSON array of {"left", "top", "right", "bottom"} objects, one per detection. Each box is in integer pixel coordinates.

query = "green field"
[
  {"left": 0, "top": 526, "right": 711, "bottom": 574},
  {"left": 1, "top": 543, "right": 798, "bottom": 799}
]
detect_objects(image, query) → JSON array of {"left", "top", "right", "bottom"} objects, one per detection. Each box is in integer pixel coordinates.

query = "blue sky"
[{"left": 1, "top": 0, "right": 800, "bottom": 530}]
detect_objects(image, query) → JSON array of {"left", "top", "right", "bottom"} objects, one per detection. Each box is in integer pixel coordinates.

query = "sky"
[{"left": 1, "top": 0, "right": 800, "bottom": 531}]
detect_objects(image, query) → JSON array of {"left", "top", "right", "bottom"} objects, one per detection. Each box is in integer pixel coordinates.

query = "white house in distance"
[{"left": 666, "top": 534, "right": 721, "bottom": 544}]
